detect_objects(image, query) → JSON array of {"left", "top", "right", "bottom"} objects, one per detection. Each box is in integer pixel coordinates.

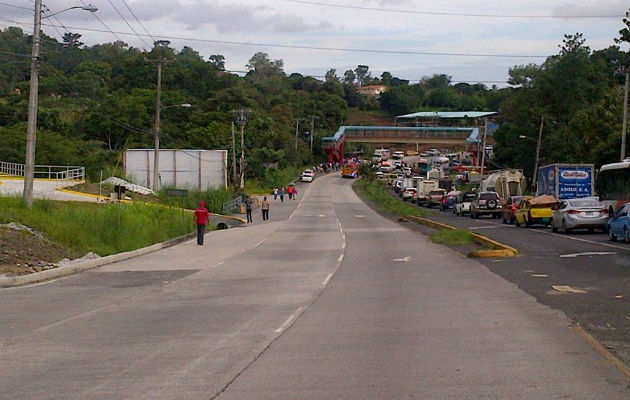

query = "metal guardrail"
[
  {"left": 0, "top": 161, "right": 85, "bottom": 181},
  {"left": 222, "top": 195, "right": 243, "bottom": 214}
]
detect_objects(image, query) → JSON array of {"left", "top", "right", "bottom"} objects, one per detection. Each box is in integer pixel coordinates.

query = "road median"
[{"left": 405, "top": 215, "right": 518, "bottom": 258}]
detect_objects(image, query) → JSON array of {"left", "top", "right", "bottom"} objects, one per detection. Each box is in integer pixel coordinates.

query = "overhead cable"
[
  {"left": 106, "top": 0, "right": 151, "bottom": 49},
  {"left": 120, "top": 0, "right": 156, "bottom": 44},
  {"left": 279, "top": 0, "right": 625, "bottom": 19}
]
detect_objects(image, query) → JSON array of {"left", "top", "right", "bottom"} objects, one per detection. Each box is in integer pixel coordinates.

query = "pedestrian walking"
[
  {"left": 288, "top": 186, "right": 293, "bottom": 200},
  {"left": 245, "top": 196, "right": 253, "bottom": 223},
  {"left": 279, "top": 187, "right": 285, "bottom": 202},
  {"left": 194, "top": 201, "right": 210, "bottom": 245},
  {"left": 273, "top": 187, "right": 278, "bottom": 200},
  {"left": 292, "top": 187, "right": 298, "bottom": 200},
  {"left": 261, "top": 196, "right": 270, "bottom": 220}
]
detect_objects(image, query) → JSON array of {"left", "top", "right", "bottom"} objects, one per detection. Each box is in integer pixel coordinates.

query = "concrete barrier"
[
  {"left": 0, "top": 233, "right": 196, "bottom": 288},
  {"left": 405, "top": 215, "right": 518, "bottom": 258}
]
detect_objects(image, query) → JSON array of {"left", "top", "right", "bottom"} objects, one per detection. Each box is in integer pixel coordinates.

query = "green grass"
[
  {"left": 429, "top": 229, "right": 474, "bottom": 246},
  {"left": 354, "top": 179, "right": 431, "bottom": 218},
  {"left": 0, "top": 196, "right": 196, "bottom": 256}
]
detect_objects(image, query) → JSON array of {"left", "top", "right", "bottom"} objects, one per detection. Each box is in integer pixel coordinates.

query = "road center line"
[
  {"left": 338, "top": 254, "right": 344, "bottom": 263},
  {"left": 560, "top": 252, "right": 616, "bottom": 258},
  {"left": 274, "top": 306, "right": 304, "bottom": 333},
  {"left": 209, "top": 261, "right": 225, "bottom": 268},
  {"left": 322, "top": 273, "right": 333, "bottom": 286}
]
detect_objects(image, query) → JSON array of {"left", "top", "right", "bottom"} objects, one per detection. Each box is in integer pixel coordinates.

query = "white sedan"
[{"left": 301, "top": 169, "right": 314, "bottom": 182}]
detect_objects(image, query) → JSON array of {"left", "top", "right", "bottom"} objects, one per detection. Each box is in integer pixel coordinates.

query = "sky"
[{"left": 1, "top": 0, "right": 629, "bottom": 85}]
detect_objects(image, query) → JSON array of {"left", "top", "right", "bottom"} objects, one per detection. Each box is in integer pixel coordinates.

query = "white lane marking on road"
[
  {"left": 254, "top": 240, "right": 264, "bottom": 247},
  {"left": 560, "top": 252, "right": 616, "bottom": 258},
  {"left": 209, "top": 261, "right": 225, "bottom": 268},
  {"left": 322, "top": 273, "right": 333, "bottom": 286},
  {"left": 393, "top": 256, "right": 411, "bottom": 262},
  {"left": 355, "top": 214, "right": 364, "bottom": 218},
  {"left": 318, "top": 214, "right": 326, "bottom": 218},
  {"left": 342, "top": 242, "right": 346, "bottom": 249},
  {"left": 338, "top": 254, "right": 344, "bottom": 262},
  {"left": 531, "top": 274, "right": 549, "bottom": 278},
  {"left": 510, "top": 224, "right": 630, "bottom": 252},
  {"left": 469, "top": 226, "right": 502, "bottom": 230},
  {"left": 274, "top": 306, "right": 304, "bottom": 333}
]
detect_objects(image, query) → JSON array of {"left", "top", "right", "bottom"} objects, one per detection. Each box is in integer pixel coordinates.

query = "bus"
[{"left": 596, "top": 158, "right": 630, "bottom": 214}]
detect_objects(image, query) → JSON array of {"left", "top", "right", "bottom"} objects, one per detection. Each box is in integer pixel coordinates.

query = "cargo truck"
[{"left": 536, "top": 163, "right": 594, "bottom": 200}]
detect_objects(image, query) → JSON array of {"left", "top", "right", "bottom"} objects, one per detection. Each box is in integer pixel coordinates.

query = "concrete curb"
[
  {"left": 405, "top": 215, "right": 518, "bottom": 258},
  {"left": 0, "top": 232, "right": 196, "bottom": 288}
]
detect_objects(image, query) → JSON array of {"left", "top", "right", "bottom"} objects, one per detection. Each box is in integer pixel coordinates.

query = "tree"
[
  {"left": 325, "top": 69, "right": 338, "bottom": 83},
  {"left": 246, "top": 52, "right": 284, "bottom": 83},
  {"left": 343, "top": 69, "right": 356, "bottom": 85},
  {"left": 507, "top": 64, "right": 540, "bottom": 88},
  {"left": 380, "top": 71, "right": 393, "bottom": 85},
  {"left": 62, "top": 32, "right": 83, "bottom": 48},
  {"left": 208, "top": 55, "right": 225, "bottom": 71},
  {"left": 354, "top": 65, "right": 370, "bottom": 86},
  {"left": 423, "top": 73, "right": 451, "bottom": 88}
]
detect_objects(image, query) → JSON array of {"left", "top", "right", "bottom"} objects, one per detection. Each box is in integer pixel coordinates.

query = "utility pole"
[
  {"left": 533, "top": 116, "right": 544, "bottom": 193},
  {"left": 295, "top": 119, "right": 300, "bottom": 149},
  {"left": 145, "top": 57, "right": 174, "bottom": 192},
  {"left": 23, "top": 0, "right": 43, "bottom": 208},
  {"left": 232, "top": 109, "right": 252, "bottom": 189},
  {"left": 23, "top": 1, "right": 97, "bottom": 207},
  {"left": 479, "top": 117, "right": 488, "bottom": 181},
  {"left": 308, "top": 115, "right": 319, "bottom": 152},
  {"left": 231, "top": 121, "right": 237, "bottom": 187},
  {"left": 622, "top": 69, "right": 629, "bottom": 161}
]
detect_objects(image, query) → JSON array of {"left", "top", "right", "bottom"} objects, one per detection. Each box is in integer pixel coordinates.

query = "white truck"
[
  {"left": 373, "top": 148, "right": 390, "bottom": 161},
  {"left": 417, "top": 179, "right": 439, "bottom": 206}
]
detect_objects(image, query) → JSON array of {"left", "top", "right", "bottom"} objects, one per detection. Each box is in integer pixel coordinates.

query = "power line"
[
  {"left": 78, "top": 0, "right": 124, "bottom": 43},
  {"left": 279, "top": 0, "right": 625, "bottom": 19},
  {"left": 0, "top": 2, "right": 31, "bottom": 11},
  {"left": 119, "top": 0, "right": 155, "bottom": 44},
  {"left": 106, "top": 0, "right": 151, "bottom": 49},
  {"left": 18, "top": 21, "right": 547, "bottom": 59}
]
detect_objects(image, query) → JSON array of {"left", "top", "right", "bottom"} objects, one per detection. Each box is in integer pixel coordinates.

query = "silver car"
[{"left": 551, "top": 198, "right": 609, "bottom": 233}]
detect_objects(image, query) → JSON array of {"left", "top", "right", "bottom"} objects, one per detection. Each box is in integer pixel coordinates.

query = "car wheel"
[
  {"left": 624, "top": 228, "right": 630, "bottom": 244},
  {"left": 510, "top": 216, "right": 515, "bottom": 225},
  {"left": 551, "top": 223, "right": 558, "bottom": 233},
  {"left": 562, "top": 219, "right": 570, "bottom": 234},
  {"left": 608, "top": 227, "right": 617, "bottom": 241},
  {"left": 502, "top": 215, "right": 507, "bottom": 224},
  {"left": 515, "top": 219, "right": 521, "bottom": 227}
]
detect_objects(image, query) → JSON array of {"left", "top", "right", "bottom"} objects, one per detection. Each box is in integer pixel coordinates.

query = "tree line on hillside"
[{"left": 0, "top": 9, "right": 628, "bottom": 184}]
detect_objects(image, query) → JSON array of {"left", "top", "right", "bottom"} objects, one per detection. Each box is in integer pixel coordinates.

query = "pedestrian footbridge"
[{"left": 322, "top": 125, "right": 486, "bottom": 163}]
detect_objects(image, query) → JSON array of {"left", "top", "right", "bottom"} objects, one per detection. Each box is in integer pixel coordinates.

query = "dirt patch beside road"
[{"left": 0, "top": 226, "right": 78, "bottom": 276}]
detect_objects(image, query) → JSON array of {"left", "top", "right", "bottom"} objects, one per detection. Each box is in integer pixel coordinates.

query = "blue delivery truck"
[{"left": 536, "top": 163, "right": 594, "bottom": 200}]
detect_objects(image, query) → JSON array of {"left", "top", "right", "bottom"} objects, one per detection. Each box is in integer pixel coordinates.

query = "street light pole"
[
  {"left": 153, "top": 61, "right": 162, "bottom": 192},
  {"left": 621, "top": 69, "right": 628, "bottom": 161},
  {"left": 23, "top": 1, "right": 97, "bottom": 208},
  {"left": 23, "top": 0, "right": 43, "bottom": 208},
  {"left": 533, "top": 116, "right": 544, "bottom": 194}
]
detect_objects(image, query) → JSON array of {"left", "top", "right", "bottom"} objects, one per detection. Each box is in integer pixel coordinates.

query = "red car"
[{"left": 502, "top": 196, "right": 531, "bottom": 225}]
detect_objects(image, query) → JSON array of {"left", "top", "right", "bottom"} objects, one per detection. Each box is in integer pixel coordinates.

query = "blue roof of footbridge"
[
  {"left": 321, "top": 125, "right": 482, "bottom": 144},
  {"left": 396, "top": 111, "right": 497, "bottom": 119}
]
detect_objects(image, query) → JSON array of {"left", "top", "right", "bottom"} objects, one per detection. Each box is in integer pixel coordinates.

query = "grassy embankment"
[
  {"left": 354, "top": 179, "right": 474, "bottom": 246},
  {"left": 354, "top": 179, "right": 431, "bottom": 218},
  {"left": 0, "top": 196, "right": 194, "bottom": 256}
]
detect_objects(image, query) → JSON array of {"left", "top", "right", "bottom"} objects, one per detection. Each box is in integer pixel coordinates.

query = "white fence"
[{"left": 0, "top": 161, "right": 85, "bottom": 181}]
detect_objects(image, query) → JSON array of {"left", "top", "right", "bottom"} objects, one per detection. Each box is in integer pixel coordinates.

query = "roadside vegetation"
[
  {"left": 354, "top": 178, "right": 431, "bottom": 218},
  {"left": 0, "top": 196, "right": 194, "bottom": 257},
  {"left": 429, "top": 229, "right": 474, "bottom": 246}
]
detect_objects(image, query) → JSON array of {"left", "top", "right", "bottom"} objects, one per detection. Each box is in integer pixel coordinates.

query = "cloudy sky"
[{"left": 2, "top": 0, "right": 628, "bottom": 85}]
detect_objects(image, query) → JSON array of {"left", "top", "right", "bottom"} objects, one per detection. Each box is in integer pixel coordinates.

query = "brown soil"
[{"left": 0, "top": 227, "right": 78, "bottom": 276}]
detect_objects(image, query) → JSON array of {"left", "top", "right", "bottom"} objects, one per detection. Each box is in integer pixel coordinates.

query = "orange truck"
[{"left": 341, "top": 163, "right": 359, "bottom": 179}]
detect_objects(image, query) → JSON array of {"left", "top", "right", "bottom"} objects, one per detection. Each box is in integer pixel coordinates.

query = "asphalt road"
[
  {"left": 424, "top": 204, "right": 630, "bottom": 366},
  {"left": 1, "top": 174, "right": 628, "bottom": 399}
]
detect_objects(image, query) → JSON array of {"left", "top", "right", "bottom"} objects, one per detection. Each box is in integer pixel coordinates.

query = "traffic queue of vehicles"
[{"left": 384, "top": 153, "right": 629, "bottom": 244}]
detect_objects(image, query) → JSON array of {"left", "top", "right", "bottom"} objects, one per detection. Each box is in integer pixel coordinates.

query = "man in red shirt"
[{"left": 194, "top": 201, "right": 210, "bottom": 245}]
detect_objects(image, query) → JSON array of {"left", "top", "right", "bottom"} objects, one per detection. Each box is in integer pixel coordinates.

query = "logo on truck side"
[{"left": 560, "top": 170, "right": 589, "bottom": 179}]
